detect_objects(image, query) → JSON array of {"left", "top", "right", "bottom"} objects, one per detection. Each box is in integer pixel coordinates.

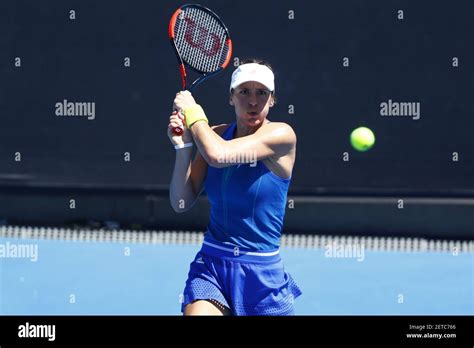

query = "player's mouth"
[{"left": 247, "top": 112, "right": 259, "bottom": 116}]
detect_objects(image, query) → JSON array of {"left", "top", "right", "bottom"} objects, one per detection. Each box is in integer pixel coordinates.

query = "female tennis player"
[{"left": 168, "top": 59, "right": 301, "bottom": 315}]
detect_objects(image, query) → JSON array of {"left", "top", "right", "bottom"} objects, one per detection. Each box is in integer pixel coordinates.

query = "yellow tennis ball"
[{"left": 350, "top": 127, "right": 375, "bottom": 152}]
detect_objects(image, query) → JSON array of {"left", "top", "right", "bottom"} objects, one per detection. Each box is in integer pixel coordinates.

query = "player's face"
[{"left": 230, "top": 81, "right": 274, "bottom": 127}]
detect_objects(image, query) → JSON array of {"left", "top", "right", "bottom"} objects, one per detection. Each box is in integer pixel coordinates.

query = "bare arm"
[
  {"left": 190, "top": 121, "right": 296, "bottom": 168},
  {"left": 169, "top": 124, "right": 228, "bottom": 212},
  {"left": 169, "top": 147, "right": 196, "bottom": 213}
]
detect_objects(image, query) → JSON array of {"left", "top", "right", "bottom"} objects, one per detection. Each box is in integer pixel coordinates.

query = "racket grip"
[
  {"left": 172, "top": 109, "right": 184, "bottom": 135},
  {"left": 173, "top": 126, "right": 184, "bottom": 135}
]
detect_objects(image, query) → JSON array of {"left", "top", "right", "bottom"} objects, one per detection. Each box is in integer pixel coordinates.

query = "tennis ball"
[{"left": 350, "top": 127, "right": 375, "bottom": 152}]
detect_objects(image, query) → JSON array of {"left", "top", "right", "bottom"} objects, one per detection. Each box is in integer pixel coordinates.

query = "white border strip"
[{"left": 0, "top": 226, "right": 472, "bottom": 253}]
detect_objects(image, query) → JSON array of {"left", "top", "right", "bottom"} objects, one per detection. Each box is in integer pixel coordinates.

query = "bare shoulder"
[
  {"left": 211, "top": 123, "right": 230, "bottom": 137},
  {"left": 260, "top": 122, "right": 297, "bottom": 144}
]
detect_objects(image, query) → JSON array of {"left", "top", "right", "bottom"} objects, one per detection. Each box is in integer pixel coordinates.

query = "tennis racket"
[{"left": 169, "top": 4, "right": 233, "bottom": 135}]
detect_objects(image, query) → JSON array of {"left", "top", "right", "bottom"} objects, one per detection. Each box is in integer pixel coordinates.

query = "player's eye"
[
  {"left": 258, "top": 90, "right": 269, "bottom": 96},
  {"left": 239, "top": 89, "right": 249, "bottom": 95}
]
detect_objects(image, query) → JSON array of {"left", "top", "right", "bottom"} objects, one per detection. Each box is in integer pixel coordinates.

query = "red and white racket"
[{"left": 169, "top": 4, "right": 233, "bottom": 134}]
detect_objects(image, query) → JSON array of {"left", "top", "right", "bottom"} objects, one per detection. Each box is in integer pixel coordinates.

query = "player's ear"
[
  {"left": 269, "top": 96, "right": 275, "bottom": 107},
  {"left": 229, "top": 92, "right": 234, "bottom": 106}
]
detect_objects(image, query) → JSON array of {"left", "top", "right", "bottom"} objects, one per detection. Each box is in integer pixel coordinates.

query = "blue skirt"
[{"left": 181, "top": 236, "right": 302, "bottom": 315}]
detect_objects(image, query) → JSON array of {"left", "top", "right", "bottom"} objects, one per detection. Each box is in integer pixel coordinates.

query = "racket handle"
[
  {"left": 172, "top": 109, "right": 184, "bottom": 135},
  {"left": 173, "top": 126, "right": 184, "bottom": 135}
]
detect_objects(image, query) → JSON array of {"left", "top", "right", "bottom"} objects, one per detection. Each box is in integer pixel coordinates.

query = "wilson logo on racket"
[
  {"left": 183, "top": 17, "right": 222, "bottom": 57},
  {"left": 168, "top": 4, "right": 233, "bottom": 135}
]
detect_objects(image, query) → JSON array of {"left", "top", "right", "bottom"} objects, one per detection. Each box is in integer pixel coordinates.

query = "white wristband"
[{"left": 174, "top": 142, "right": 193, "bottom": 150}]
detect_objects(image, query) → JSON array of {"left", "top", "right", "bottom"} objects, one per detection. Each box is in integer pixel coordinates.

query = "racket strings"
[
  {"left": 174, "top": 8, "right": 229, "bottom": 73},
  {"left": 178, "top": 10, "right": 224, "bottom": 71}
]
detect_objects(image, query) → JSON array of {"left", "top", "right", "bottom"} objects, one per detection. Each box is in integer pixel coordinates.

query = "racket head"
[{"left": 169, "top": 4, "right": 233, "bottom": 91}]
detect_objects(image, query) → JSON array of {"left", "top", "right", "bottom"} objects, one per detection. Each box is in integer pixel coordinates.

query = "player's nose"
[{"left": 248, "top": 94, "right": 258, "bottom": 106}]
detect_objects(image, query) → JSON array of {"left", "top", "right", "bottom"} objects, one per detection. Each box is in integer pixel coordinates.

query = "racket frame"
[{"left": 168, "top": 3, "right": 233, "bottom": 92}]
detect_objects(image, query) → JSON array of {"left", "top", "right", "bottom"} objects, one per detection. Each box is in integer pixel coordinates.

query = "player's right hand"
[{"left": 168, "top": 111, "right": 193, "bottom": 146}]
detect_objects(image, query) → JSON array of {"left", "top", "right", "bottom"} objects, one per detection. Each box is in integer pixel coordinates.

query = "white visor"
[{"left": 229, "top": 63, "right": 275, "bottom": 92}]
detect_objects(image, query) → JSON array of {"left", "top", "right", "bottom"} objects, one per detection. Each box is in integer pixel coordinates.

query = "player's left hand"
[
  {"left": 167, "top": 111, "right": 192, "bottom": 145},
  {"left": 173, "top": 91, "right": 197, "bottom": 112}
]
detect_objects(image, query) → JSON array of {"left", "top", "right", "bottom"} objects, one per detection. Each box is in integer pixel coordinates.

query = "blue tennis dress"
[{"left": 181, "top": 122, "right": 302, "bottom": 315}]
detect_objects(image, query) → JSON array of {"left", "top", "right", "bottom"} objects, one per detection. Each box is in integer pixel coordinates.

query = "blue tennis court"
[{"left": 1, "top": 226, "right": 472, "bottom": 315}]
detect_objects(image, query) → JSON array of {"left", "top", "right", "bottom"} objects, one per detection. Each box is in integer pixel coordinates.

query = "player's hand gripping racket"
[{"left": 169, "top": 4, "right": 233, "bottom": 135}]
